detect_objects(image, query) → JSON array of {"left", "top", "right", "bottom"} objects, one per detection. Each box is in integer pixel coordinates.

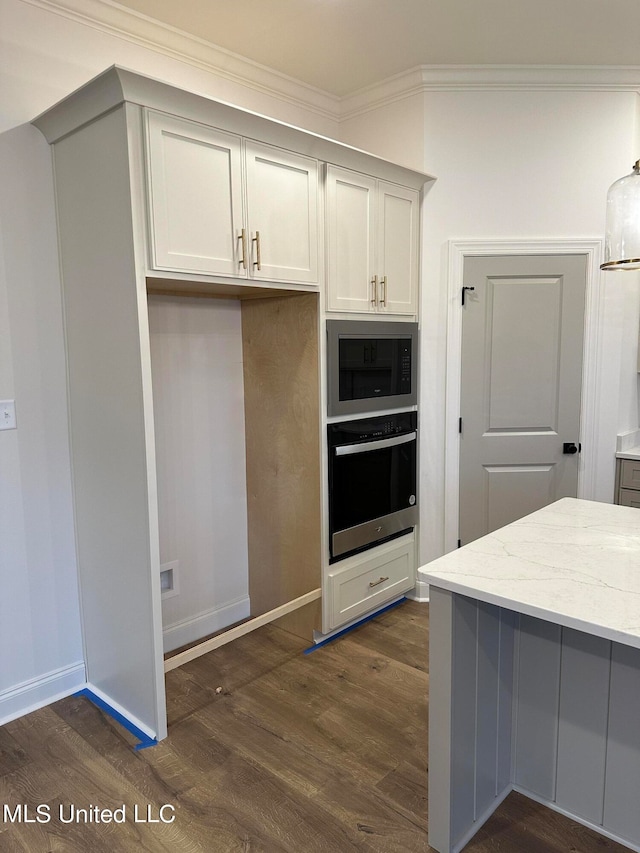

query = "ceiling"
[{"left": 112, "top": 0, "right": 640, "bottom": 96}]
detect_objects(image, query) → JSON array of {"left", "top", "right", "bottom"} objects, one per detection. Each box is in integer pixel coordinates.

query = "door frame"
[{"left": 444, "top": 239, "right": 604, "bottom": 553}]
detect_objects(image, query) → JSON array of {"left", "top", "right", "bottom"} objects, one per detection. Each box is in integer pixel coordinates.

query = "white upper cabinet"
[
  {"left": 377, "top": 181, "right": 420, "bottom": 314},
  {"left": 326, "top": 165, "right": 420, "bottom": 315},
  {"left": 146, "top": 112, "right": 243, "bottom": 276},
  {"left": 244, "top": 141, "right": 318, "bottom": 283},
  {"left": 326, "top": 168, "right": 377, "bottom": 312},
  {"left": 146, "top": 111, "right": 318, "bottom": 284}
]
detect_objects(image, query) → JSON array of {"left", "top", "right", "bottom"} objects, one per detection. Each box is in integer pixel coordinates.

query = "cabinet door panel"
[
  {"left": 244, "top": 141, "right": 318, "bottom": 283},
  {"left": 146, "top": 112, "right": 245, "bottom": 276},
  {"left": 378, "top": 181, "right": 419, "bottom": 315},
  {"left": 619, "top": 488, "right": 640, "bottom": 508},
  {"left": 620, "top": 458, "right": 640, "bottom": 490},
  {"left": 326, "top": 165, "right": 377, "bottom": 312}
]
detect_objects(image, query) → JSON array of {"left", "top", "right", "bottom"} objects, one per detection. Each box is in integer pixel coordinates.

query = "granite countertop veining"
[{"left": 421, "top": 497, "right": 640, "bottom": 648}]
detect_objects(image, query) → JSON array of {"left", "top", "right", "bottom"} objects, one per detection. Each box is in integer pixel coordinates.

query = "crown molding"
[
  {"left": 20, "top": 0, "right": 340, "bottom": 121},
  {"left": 340, "top": 64, "right": 640, "bottom": 120},
  {"left": 19, "top": 0, "right": 640, "bottom": 125}
]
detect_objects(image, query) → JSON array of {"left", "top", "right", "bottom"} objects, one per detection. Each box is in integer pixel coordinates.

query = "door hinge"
[
  {"left": 462, "top": 285, "right": 475, "bottom": 306},
  {"left": 459, "top": 417, "right": 462, "bottom": 434}
]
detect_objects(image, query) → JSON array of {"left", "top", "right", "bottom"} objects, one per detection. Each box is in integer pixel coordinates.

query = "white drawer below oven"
[{"left": 327, "top": 533, "right": 416, "bottom": 630}]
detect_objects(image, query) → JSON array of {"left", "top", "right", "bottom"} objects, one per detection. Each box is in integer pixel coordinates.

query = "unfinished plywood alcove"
[{"left": 149, "top": 282, "right": 322, "bottom": 669}]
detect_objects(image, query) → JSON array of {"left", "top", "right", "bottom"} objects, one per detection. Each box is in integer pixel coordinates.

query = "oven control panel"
[{"left": 328, "top": 411, "right": 417, "bottom": 448}]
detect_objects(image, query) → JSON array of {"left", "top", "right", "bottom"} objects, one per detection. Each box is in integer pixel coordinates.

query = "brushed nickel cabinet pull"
[
  {"left": 252, "top": 231, "right": 262, "bottom": 270},
  {"left": 371, "top": 275, "right": 378, "bottom": 306},
  {"left": 380, "top": 275, "right": 387, "bottom": 306},
  {"left": 238, "top": 228, "right": 247, "bottom": 270},
  {"left": 369, "top": 576, "right": 389, "bottom": 588}
]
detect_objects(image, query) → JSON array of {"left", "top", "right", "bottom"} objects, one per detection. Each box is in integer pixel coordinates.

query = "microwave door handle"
[{"left": 334, "top": 432, "right": 416, "bottom": 456}]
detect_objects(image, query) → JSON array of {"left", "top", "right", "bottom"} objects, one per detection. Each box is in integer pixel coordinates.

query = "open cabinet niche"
[{"left": 148, "top": 286, "right": 322, "bottom": 660}]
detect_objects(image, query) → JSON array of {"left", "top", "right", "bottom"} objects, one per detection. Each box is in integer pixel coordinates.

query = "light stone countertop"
[
  {"left": 616, "top": 445, "right": 640, "bottom": 460},
  {"left": 421, "top": 497, "right": 640, "bottom": 648}
]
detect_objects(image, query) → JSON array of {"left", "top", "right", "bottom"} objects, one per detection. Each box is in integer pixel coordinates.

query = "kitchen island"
[{"left": 423, "top": 498, "right": 640, "bottom": 853}]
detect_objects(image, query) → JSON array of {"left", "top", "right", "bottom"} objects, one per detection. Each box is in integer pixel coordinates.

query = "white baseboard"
[
  {"left": 0, "top": 661, "right": 86, "bottom": 727},
  {"left": 406, "top": 575, "right": 430, "bottom": 603},
  {"left": 162, "top": 596, "right": 251, "bottom": 653}
]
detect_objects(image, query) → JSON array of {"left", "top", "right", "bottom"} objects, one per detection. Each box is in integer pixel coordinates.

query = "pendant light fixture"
[{"left": 601, "top": 160, "right": 640, "bottom": 270}]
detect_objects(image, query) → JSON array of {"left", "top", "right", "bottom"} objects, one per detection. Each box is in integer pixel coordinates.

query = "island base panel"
[{"left": 428, "top": 586, "right": 640, "bottom": 853}]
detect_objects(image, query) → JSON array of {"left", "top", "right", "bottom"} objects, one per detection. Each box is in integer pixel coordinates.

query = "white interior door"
[{"left": 459, "top": 254, "right": 587, "bottom": 545}]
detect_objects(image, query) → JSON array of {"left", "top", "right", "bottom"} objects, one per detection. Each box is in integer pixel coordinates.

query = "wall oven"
[
  {"left": 328, "top": 411, "right": 418, "bottom": 562},
  {"left": 327, "top": 320, "right": 418, "bottom": 417}
]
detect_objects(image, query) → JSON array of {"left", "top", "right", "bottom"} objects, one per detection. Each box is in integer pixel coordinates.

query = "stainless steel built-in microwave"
[{"left": 327, "top": 320, "right": 418, "bottom": 417}]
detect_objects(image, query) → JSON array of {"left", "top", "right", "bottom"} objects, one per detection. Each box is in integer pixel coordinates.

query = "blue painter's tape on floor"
[
  {"left": 303, "top": 597, "right": 406, "bottom": 655},
  {"left": 74, "top": 689, "right": 158, "bottom": 751}
]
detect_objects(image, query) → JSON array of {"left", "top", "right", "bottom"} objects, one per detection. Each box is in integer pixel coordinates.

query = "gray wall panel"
[
  {"left": 514, "top": 615, "right": 561, "bottom": 799},
  {"left": 427, "top": 586, "right": 454, "bottom": 853},
  {"left": 475, "top": 601, "right": 500, "bottom": 817},
  {"left": 603, "top": 643, "right": 640, "bottom": 842},
  {"left": 451, "top": 595, "right": 479, "bottom": 846},
  {"left": 555, "top": 628, "right": 610, "bottom": 822},
  {"left": 497, "top": 609, "right": 515, "bottom": 794}
]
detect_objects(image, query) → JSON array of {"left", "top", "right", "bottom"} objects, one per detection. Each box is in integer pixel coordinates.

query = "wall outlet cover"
[
  {"left": 160, "top": 560, "right": 180, "bottom": 599},
  {"left": 0, "top": 400, "right": 16, "bottom": 430}
]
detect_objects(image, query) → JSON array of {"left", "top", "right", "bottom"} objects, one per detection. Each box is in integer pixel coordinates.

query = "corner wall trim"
[{"left": 407, "top": 576, "right": 430, "bottom": 603}]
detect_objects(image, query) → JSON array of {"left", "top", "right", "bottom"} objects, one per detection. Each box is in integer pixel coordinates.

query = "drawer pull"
[{"left": 369, "top": 576, "right": 389, "bottom": 588}]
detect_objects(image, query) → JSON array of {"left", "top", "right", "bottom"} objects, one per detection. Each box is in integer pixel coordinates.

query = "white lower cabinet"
[{"left": 326, "top": 533, "right": 416, "bottom": 631}]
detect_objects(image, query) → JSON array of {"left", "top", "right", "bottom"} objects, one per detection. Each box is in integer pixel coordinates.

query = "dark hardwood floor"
[{"left": 0, "top": 600, "right": 631, "bottom": 851}]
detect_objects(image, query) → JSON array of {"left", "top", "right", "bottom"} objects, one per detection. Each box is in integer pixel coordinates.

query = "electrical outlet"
[{"left": 0, "top": 400, "right": 16, "bottom": 431}]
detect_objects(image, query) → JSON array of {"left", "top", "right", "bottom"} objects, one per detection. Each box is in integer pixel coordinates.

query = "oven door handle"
[{"left": 334, "top": 431, "right": 416, "bottom": 456}]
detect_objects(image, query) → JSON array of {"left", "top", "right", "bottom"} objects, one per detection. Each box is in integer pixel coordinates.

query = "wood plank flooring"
[{"left": 0, "top": 599, "right": 632, "bottom": 851}]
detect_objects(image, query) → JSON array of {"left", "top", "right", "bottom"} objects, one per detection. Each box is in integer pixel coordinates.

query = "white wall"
[
  {"left": 0, "top": 0, "right": 339, "bottom": 721},
  {"left": 0, "top": 124, "right": 85, "bottom": 720},
  {"left": 341, "top": 87, "right": 640, "bottom": 564},
  {"left": 148, "top": 296, "right": 250, "bottom": 652},
  {"left": 340, "top": 92, "right": 426, "bottom": 174}
]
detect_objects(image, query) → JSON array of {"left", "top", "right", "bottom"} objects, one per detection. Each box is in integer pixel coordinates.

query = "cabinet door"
[
  {"left": 619, "top": 488, "right": 640, "bottom": 508},
  {"left": 619, "top": 459, "right": 640, "bottom": 491},
  {"left": 146, "top": 112, "right": 245, "bottom": 277},
  {"left": 326, "top": 165, "right": 377, "bottom": 312},
  {"left": 377, "top": 181, "right": 420, "bottom": 315},
  {"left": 244, "top": 141, "right": 318, "bottom": 283}
]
